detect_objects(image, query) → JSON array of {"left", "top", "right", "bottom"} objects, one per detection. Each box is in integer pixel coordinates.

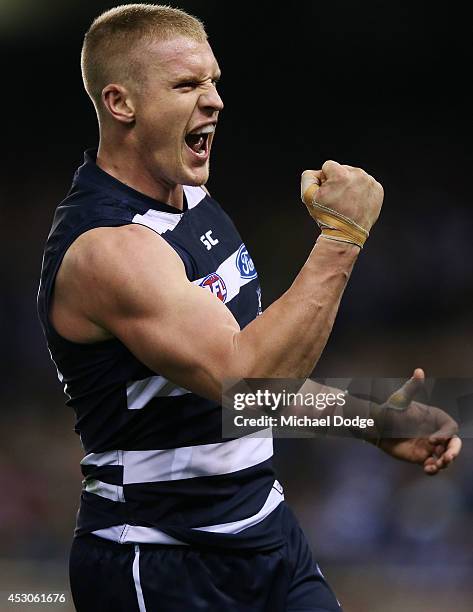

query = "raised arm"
[{"left": 51, "top": 160, "right": 383, "bottom": 403}]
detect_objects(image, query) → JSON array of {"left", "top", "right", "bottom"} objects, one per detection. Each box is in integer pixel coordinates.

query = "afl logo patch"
[
  {"left": 236, "top": 245, "right": 257, "bottom": 280},
  {"left": 200, "top": 273, "right": 227, "bottom": 302}
]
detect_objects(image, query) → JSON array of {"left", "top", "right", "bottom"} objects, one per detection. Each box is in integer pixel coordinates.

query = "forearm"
[
  {"left": 226, "top": 378, "right": 382, "bottom": 440},
  {"left": 232, "top": 237, "right": 359, "bottom": 378},
  {"left": 281, "top": 379, "right": 381, "bottom": 440}
]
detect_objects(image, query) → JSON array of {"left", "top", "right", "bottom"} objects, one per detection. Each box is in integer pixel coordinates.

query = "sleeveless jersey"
[{"left": 37, "top": 150, "right": 285, "bottom": 551}]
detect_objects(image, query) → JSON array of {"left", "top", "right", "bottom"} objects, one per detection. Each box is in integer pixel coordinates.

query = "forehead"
[{"left": 145, "top": 36, "right": 220, "bottom": 80}]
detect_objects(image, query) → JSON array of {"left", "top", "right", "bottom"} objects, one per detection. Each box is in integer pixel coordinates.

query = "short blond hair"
[{"left": 81, "top": 4, "right": 207, "bottom": 110}]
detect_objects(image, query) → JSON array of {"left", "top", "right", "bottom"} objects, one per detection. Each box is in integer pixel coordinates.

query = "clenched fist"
[{"left": 301, "top": 161, "right": 384, "bottom": 248}]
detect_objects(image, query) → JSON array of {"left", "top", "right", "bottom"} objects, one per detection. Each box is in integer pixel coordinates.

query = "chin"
[{"left": 182, "top": 164, "right": 209, "bottom": 187}]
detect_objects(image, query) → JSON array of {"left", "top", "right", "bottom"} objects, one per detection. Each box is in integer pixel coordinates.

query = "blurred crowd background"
[{"left": 1, "top": 1, "right": 472, "bottom": 610}]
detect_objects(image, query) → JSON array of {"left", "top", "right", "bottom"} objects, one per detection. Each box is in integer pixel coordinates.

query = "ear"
[{"left": 101, "top": 84, "right": 135, "bottom": 124}]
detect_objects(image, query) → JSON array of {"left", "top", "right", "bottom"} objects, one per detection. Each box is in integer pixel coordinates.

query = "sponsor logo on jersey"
[
  {"left": 236, "top": 244, "right": 257, "bottom": 280},
  {"left": 200, "top": 230, "right": 219, "bottom": 250},
  {"left": 199, "top": 273, "right": 228, "bottom": 302}
]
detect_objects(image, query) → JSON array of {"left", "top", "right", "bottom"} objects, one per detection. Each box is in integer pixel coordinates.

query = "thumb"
[
  {"left": 387, "top": 368, "right": 425, "bottom": 410},
  {"left": 301, "top": 170, "right": 324, "bottom": 206}
]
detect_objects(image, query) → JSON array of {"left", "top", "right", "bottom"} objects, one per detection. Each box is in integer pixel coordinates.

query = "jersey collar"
[{"left": 74, "top": 149, "right": 188, "bottom": 215}]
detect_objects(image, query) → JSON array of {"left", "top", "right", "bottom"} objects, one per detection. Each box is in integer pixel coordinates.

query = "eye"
[
  {"left": 174, "top": 77, "right": 221, "bottom": 90},
  {"left": 174, "top": 82, "right": 198, "bottom": 90}
]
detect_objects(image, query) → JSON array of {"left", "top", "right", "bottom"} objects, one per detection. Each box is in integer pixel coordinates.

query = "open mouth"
[
  {"left": 184, "top": 124, "right": 215, "bottom": 158},
  {"left": 185, "top": 133, "right": 209, "bottom": 156}
]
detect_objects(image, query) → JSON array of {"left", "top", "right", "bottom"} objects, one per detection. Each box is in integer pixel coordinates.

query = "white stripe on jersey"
[
  {"left": 93, "top": 524, "right": 186, "bottom": 545},
  {"left": 183, "top": 185, "right": 207, "bottom": 209},
  {"left": 126, "top": 376, "right": 189, "bottom": 410},
  {"left": 131, "top": 185, "right": 206, "bottom": 234},
  {"left": 83, "top": 478, "right": 125, "bottom": 502},
  {"left": 92, "top": 479, "right": 284, "bottom": 544},
  {"left": 81, "top": 428, "right": 273, "bottom": 484},
  {"left": 194, "top": 482, "right": 284, "bottom": 534},
  {"left": 132, "top": 208, "right": 183, "bottom": 234}
]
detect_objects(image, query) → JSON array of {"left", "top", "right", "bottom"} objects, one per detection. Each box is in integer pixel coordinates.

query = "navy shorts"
[{"left": 69, "top": 508, "right": 341, "bottom": 611}]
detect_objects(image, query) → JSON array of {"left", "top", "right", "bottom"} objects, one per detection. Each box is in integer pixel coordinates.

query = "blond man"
[{"left": 37, "top": 4, "right": 460, "bottom": 611}]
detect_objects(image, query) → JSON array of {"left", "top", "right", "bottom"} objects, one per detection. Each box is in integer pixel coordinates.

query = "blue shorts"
[{"left": 69, "top": 506, "right": 341, "bottom": 611}]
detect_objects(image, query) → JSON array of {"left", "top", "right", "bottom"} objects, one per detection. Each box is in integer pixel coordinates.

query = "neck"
[{"left": 96, "top": 138, "right": 184, "bottom": 211}]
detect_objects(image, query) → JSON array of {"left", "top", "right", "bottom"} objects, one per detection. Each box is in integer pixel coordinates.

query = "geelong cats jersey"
[{"left": 37, "top": 150, "right": 285, "bottom": 551}]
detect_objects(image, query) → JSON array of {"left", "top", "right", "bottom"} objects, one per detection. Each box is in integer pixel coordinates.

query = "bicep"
[
  {"left": 79, "top": 225, "right": 241, "bottom": 401},
  {"left": 113, "top": 279, "right": 241, "bottom": 400}
]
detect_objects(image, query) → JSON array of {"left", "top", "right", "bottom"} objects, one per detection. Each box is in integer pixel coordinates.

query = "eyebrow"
[{"left": 173, "top": 70, "right": 221, "bottom": 83}]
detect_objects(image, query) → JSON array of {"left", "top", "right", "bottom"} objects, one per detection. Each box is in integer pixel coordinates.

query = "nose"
[{"left": 200, "top": 83, "right": 224, "bottom": 113}]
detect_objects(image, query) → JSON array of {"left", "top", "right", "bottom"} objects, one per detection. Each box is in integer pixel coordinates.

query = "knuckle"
[
  {"left": 356, "top": 168, "right": 369, "bottom": 180},
  {"left": 342, "top": 165, "right": 358, "bottom": 180},
  {"left": 322, "top": 160, "right": 339, "bottom": 173},
  {"left": 301, "top": 169, "right": 320, "bottom": 182},
  {"left": 344, "top": 166, "right": 367, "bottom": 185},
  {"left": 369, "top": 174, "right": 380, "bottom": 187},
  {"left": 346, "top": 164, "right": 363, "bottom": 174},
  {"left": 334, "top": 166, "right": 349, "bottom": 179}
]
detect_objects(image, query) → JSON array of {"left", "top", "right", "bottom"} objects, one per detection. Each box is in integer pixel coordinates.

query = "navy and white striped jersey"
[{"left": 37, "top": 150, "right": 286, "bottom": 551}]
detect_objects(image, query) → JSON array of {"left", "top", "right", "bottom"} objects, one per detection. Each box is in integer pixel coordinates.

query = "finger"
[
  {"left": 387, "top": 369, "right": 425, "bottom": 409},
  {"left": 423, "top": 452, "right": 443, "bottom": 475},
  {"left": 321, "top": 160, "right": 342, "bottom": 175},
  {"left": 435, "top": 443, "right": 446, "bottom": 457},
  {"left": 434, "top": 454, "right": 449, "bottom": 470},
  {"left": 429, "top": 421, "right": 459, "bottom": 444},
  {"left": 301, "top": 170, "right": 324, "bottom": 205},
  {"left": 443, "top": 435, "right": 462, "bottom": 461},
  {"left": 424, "top": 436, "right": 461, "bottom": 473},
  {"left": 424, "top": 455, "right": 437, "bottom": 467},
  {"left": 423, "top": 456, "right": 439, "bottom": 475},
  {"left": 413, "top": 367, "right": 425, "bottom": 381}
]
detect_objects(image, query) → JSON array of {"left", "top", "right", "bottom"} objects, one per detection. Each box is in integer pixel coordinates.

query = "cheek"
[
  {"left": 138, "top": 119, "right": 181, "bottom": 154},
  {"left": 135, "top": 97, "right": 190, "bottom": 156}
]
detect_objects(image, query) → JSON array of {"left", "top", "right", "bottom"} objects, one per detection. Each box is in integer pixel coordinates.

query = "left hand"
[{"left": 374, "top": 368, "right": 462, "bottom": 475}]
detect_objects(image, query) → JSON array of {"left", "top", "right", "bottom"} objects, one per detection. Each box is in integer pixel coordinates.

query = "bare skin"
[
  {"left": 51, "top": 35, "right": 461, "bottom": 477},
  {"left": 275, "top": 369, "right": 461, "bottom": 475},
  {"left": 375, "top": 369, "right": 461, "bottom": 475},
  {"left": 96, "top": 36, "right": 223, "bottom": 209}
]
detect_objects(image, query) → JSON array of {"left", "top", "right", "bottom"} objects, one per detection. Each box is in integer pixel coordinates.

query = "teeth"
[{"left": 189, "top": 124, "right": 215, "bottom": 136}]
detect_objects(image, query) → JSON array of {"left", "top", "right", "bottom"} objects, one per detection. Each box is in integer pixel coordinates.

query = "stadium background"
[{"left": 1, "top": 0, "right": 472, "bottom": 610}]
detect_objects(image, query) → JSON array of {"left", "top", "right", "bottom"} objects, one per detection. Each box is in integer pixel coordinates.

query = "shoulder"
[
  {"left": 69, "top": 224, "right": 180, "bottom": 264},
  {"left": 58, "top": 224, "right": 186, "bottom": 304}
]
